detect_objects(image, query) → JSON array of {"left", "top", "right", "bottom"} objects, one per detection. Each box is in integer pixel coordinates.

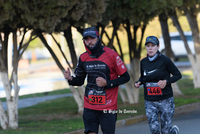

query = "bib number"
[
  {"left": 146, "top": 82, "right": 162, "bottom": 96},
  {"left": 88, "top": 90, "right": 106, "bottom": 105},
  {"left": 88, "top": 95, "right": 106, "bottom": 104}
]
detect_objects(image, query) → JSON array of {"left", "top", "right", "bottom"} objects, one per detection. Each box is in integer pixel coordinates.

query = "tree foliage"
[{"left": 16, "top": 0, "right": 77, "bottom": 32}]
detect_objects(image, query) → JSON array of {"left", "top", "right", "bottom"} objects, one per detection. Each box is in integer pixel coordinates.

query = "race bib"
[
  {"left": 146, "top": 82, "right": 162, "bottom": 96},
  {"left": 88, "top": 90, "right": 106, "bottom": 105}
]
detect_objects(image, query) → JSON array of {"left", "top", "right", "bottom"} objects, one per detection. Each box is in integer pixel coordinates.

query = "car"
[{"left": 158, "top": 31, "right": 195, "bottom": 61}]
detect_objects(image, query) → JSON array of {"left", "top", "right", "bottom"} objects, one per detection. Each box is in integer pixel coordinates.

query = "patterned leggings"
[{"left": 145, "top": 97, "right": 175, "bottom": 134}]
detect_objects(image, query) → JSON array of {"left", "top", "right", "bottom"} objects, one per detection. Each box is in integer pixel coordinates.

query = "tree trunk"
[
  {"left": 131, "top": 58, "right": 140, "bottom": 103},
  {"left": 0, "top": 98, "right": 8, "bottom": 129},
  {"left": 0, "top": 72, "right": 9, "bottom": 129},
  {"left": 0, "top": 62, "right": 18, "bottom": 129},
  {"left": 38, "top": 32, "right": 84, "bottom": 113},
  {"left": 64, "top": 27, "right": 77, "bottom": 68},
  {"left": 124, "top": 83, "right": 134, "bottom": 104},
  {"left": 194, "top": 55, "right": 200, "bottom": 88},
  {"left": 159, "top": 13, "right": 174, "bottom": 57},
  {"left": 38, "top": 33, "right": 65, "bottom": 71},
  {"left": 123, "top": 20, "right": 140, "bottom": 104},
  {"left": 118, "top": 86, "right": 128, "bottom": 103},
  {"left": 0, "top": 30, "right": 20, "bottom": 129},
  {"left": 77, "top": 86, "right": 85, "bottom": 101},
  {"left": 0, "top": 28, "right": 37, "bottom": 130},
  {"left": 170, "top": 11, "right": 196, "bottom": 68},
  {"left": 70, "top": 86, "right": 84, "bottom": 114},
  {"left": 159, "top": 12, "right": 183, "bottom": 96},
  {"left": 64, "top": 27, "right": 85, "bottom": 104},
  {"left": 170, "top": 11, "right": 198, "bottom": 93},
  {"left": 172, "top": 83, "right": 183, "bottom": 96},
  {"left": 185, "top": 9, "right": 200, "bottom": 88},
  {"left": 115, "top": 30, "right": 124, "bottom": 61},
  {"left": 7, "top": 101, "right": 18, "bottom": 128},
  {"left": 7, "top": 31, "right": 19, "bottom": 129}
]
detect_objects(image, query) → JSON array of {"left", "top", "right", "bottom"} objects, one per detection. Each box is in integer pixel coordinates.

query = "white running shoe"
[{"left": 171, "top": 125, "right": 179, "bottom": 134}]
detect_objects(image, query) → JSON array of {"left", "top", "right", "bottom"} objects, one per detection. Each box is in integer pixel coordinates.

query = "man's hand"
[
  {"left": 157, "top": 80, "right": 167, "bottom": 89},
  {"left": 64, "top": 67, "right": 73, "bottom": 81},
  {"left": 96, "top": 77, "right": 107, "bottom": 87}
]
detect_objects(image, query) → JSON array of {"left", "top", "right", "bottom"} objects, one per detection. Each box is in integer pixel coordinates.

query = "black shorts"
[{"left": 83, "top": 108, "right": 117, "bottom": 134}]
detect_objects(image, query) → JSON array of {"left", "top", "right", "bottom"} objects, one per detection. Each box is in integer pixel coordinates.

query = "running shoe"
[{"left": 171, "top": 125, "right": 179, "bottom": 134}]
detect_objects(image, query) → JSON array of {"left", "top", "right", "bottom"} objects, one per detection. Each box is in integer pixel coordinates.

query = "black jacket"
[{"left": 138, "top": 54, "right": 182, "bottom": 101}]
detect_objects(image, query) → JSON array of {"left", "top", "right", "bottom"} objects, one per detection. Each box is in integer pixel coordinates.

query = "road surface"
[{"left": 115, "top": 107, "right": 200, "bottom": 134}]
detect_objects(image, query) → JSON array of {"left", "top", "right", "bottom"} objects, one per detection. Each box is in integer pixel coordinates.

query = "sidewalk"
[{"left": 2, "top": 93, "right": 72, "bottom": 110}]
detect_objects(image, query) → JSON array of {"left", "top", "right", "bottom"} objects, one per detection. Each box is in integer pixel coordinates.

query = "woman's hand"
[
  {"left": 157, "top": 80, "right": 167, "bottom": 89},
  {"left": 135, "top": 81, "right": 141, "bottom": 88}
]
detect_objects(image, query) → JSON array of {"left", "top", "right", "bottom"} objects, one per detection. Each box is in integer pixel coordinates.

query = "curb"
[
  {"left": 66, "top": 101, "right": 200, "bottom": 134},
  {"left": 174, "top": 101, "right": 200, "bottom": 116},
  {"left": 116, "top": 115, "right": 147, "bottom": 128}
]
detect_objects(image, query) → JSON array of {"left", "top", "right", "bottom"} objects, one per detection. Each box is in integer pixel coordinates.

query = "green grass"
[
  {"left": 1, "top": 118, "right": 83, "bottom": 134},
  {"left": 175, "top": 78, "right": 200, "bottom": 107},
  {"left": 0, "top": 77, "right": 199, "bottom": 133},
  {"left": 0, "top": 97, "right": 83, "bottom": 133},
  {"left": 177, "top": 57, "right": 189, "bottom": 62}
]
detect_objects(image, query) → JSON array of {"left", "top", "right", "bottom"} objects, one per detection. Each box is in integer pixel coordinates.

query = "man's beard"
[{"left": 88, "top": 43, "right": 96, "bottom": 48}]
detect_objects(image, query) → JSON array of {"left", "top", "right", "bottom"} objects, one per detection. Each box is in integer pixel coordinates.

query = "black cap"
[
  {"left": 82, "top": 27, "right": 99, "bottom": 39},
  {"left": 145, "top": 36, "right": 159, "bottom": 45}
]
